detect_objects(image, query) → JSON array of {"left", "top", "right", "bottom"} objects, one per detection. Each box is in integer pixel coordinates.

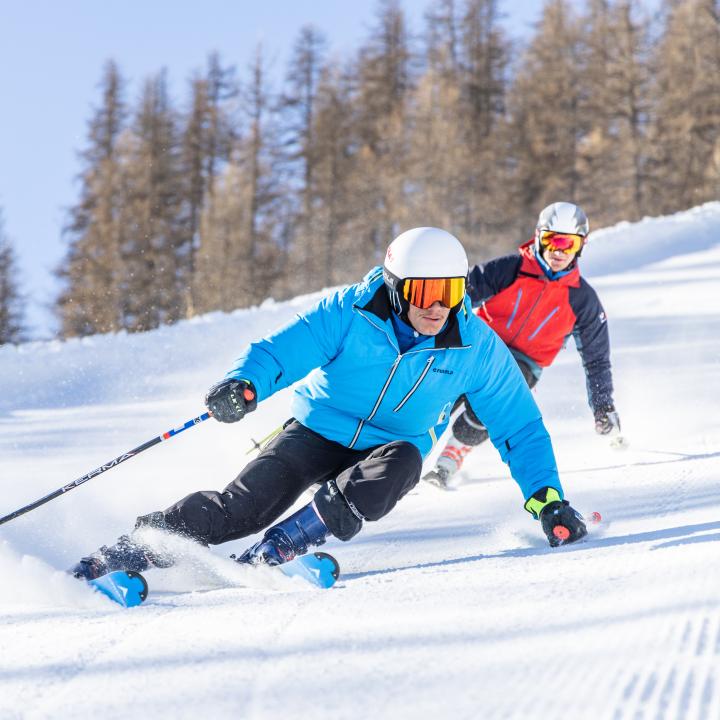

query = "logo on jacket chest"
[{"left": 432, "top": 367, "right": 454, "bottom": 375}]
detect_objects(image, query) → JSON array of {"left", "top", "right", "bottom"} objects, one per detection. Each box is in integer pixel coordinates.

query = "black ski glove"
[
  {"left": 594, "top": 405, "right": 621, "bottom": 435},
  {"left": 525, "top": 487, "right": 588, "bottom": 547},
  {"left": 205, "top": 379, "right": 257, "bottom": 423},
  {"left": 540, "top": 501, "right": 588, "bottom": 547}
]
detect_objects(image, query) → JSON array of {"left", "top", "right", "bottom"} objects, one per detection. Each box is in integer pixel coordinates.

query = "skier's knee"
[
  {"left": 333, "top": 441, "right": 422, "bottom": 523},
  {"left": 452, "top": 409, "right": 489, "bottom": 446},
  {"left": 161, "top": 491, "right": 230, "bottom": 544},
  {"left": 516, "top": 359, "right": 539, "bottom": 389},
  {"left": 372, "top": 441, "right": 423, "bottom": 507}
]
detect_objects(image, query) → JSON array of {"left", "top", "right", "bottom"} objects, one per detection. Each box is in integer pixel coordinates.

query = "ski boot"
[
  {"left": 70, "top": 535, "right": 156, "bottom": 580},
  {"left": 422, "top": 435, "right": 474, "bottom": 489},
  {"left": 70, "top": 513, "right": 174, "bottom": 580},
  {"left": 235, "top": 503, "right": 329, "bottom": 567}
]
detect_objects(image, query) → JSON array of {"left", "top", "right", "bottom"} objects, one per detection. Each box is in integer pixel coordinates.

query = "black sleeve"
[
  {"left": 569, "top": 279, "right": 615, "bottom": 413},
  {"left": 467, "top": 255, "right": 522, "bottom": 307}
]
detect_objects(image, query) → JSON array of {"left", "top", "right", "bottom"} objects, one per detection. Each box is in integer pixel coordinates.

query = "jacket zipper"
[
  {"left": 393, "top": 356, "right": 435, "bottom": 412},
  {"left": 528, "top": 307, "right": 560, "bottom": 341},
  {"left": 348, "top": 306, "right": 471, "bottom": 449},
  {"left": 348, "top": 355, "right": 402, "bottom": 449},
  {"left": 506, "top": 288, "right": 523, "bottom": 329},
  {"left": 508, "top": 281, "right": 548, "bottom": 345}
]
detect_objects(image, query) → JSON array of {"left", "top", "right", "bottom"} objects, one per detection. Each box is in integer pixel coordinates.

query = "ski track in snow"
[{"left": 1, "top": 203, "right": 720, "bottom": 719}]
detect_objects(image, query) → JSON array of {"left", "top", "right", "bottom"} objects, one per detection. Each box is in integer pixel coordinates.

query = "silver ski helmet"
[
  {"left": 535, "top": 202, "right": 590, "bottom": 257},
  {"left": 383, "top": 227, "right": 469, "bottom": 316}
]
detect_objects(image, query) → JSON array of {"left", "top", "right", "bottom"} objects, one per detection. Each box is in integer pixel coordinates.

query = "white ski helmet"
[
  {"left": 535, "top": 202, "right": 590, "bottom": 255},
  {"left": 383, "top": 227, "right": 469, "bottom": 315}
]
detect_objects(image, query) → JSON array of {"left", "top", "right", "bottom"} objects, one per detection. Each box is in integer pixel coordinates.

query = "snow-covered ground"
[{"left": 1, "top": 203, "right": 719, "bottom": 720}]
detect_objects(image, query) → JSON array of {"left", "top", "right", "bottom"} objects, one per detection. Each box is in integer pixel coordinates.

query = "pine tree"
[
  {"left": 309, "top": 64, "right": 359, "bottom": 288},
  {"left": 608, "top": 0, "right": 652, "bottom": 220},
  {"left": 194, "top": 161, "right": 254, "bottom": 313},
  {"left": 180, "top": 53, "right": 237, "bottom": 316},
  {"left": 502, "top": 0, "right": 587, "bottom": 233},
  {"left": 456, "top": 0, "right": 509, "bottom": 246},
  {"left": 280, "top": 26, "right": 329, "bottom": 288},
  {"left": 351, "top": 0, "right": 414, "bottom": 261},
  {"left": 0, "top": 210, "right": 25, "bottom": 345},
  {"left": 425, "top": 0, "right": 460, "bottom": 78},
  {"left": 56, "top": 61, "right": 127, "bottom": 337},
  {"left": 646, "top": 0, "right": 720, "bottom": 213},
  {"left": 408, "top": 0, "right": 468, "bottom": 233},
  {"left": 575, "top": 0, "right": 652, "bottom": 225},
  {"left": 408, "top": 0, "right": 509, "bottom": 254},
  {"left": 116, "top": 69, "right": 185, "bottom": 332},
  {"left": 193, "top": 46, "right": 284, "bottom": 313},
  {"left": 458, "top": 0, "right": 507, "bottom": 142}
]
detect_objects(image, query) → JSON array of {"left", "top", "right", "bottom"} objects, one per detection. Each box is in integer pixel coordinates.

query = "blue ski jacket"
[{"left": 225, "top": 267, "right": 562, "bottom": 500}]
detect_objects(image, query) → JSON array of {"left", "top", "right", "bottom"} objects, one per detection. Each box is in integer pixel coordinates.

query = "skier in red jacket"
[{"left": 423, "top": 202, "right": 621, "bottom": 489}]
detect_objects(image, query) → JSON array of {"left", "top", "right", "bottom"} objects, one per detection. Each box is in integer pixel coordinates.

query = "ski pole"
[
  {"left": 245, "top": 424, "right": 284, "bottom": 455},
  {"left": 0, "top": 411, "right": 212, "bottom": 527}
]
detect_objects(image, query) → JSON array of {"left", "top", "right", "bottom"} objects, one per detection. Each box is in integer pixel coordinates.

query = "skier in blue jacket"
[{"left": 72, "top": 227, "right": 587, "bottom": 580}]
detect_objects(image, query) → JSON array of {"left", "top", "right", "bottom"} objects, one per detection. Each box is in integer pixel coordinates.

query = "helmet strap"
[
  {"left": 393, "top": 289, "right": 412, "bottom": 325},
  {"left": 383, "top": 270, "right": 410, "bottom": 320},
  {"left": 387, "top": 286, "right": 403, "bottom": 315}
]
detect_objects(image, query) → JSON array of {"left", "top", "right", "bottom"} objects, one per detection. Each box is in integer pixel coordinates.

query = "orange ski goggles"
[
  {"left": 539, "top": 230, "right": 584, "bottom": 255},
  {"left": 402, "top": 276, "right": 466, "bottom": 309}
]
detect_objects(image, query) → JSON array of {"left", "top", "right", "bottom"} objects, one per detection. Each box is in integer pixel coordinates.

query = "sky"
[{"left": 0, "top": 0, "right": 551, "bottom": 339}]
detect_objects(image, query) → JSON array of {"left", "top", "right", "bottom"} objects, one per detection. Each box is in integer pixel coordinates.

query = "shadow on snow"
[{"left": 343, "top": 519, "right": 720, "bottom": 581}]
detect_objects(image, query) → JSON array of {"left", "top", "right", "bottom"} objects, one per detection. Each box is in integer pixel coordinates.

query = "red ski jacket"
[{"left": 468, "top": 241, "right": 614, "bottom": 413}]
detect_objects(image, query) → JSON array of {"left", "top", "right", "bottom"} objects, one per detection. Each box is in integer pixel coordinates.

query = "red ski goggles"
[
  {"left": 539, "top": 230, "right": 584, "bottom": 255},
  {"left": 402, "top": 276, "right": 466, "bottom": 309}
]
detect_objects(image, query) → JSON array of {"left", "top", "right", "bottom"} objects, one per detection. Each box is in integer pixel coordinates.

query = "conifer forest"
[{"left": 1, "top": 0, "right": 719, "bottom": 340}]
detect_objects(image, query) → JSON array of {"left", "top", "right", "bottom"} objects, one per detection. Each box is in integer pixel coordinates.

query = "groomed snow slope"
[{"left": 1, "top": 203, "right": 719, "bottom": 720}]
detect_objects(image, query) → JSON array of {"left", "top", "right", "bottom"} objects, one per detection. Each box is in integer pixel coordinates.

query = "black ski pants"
[{"left": 157, "top": 420, "right": 422, "bottom": 545}]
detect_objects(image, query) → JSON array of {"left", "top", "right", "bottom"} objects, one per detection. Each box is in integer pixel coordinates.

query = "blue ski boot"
[{"left": 235, "top": 503, "right": 329, "bottom": 566}]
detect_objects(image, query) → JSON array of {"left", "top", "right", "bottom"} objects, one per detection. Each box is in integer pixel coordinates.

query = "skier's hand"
[
  {"left": 594, "top": 405, "right": 620, "bottom": 435},
  {"left": 540, "top": 500, "right": 588, "bottom": 547},
  {"left": 205, "top": 379, "right": 257, "bottom": 423},
  {"left": 524, "top": 487, "right": 588, "bottom": 547}
]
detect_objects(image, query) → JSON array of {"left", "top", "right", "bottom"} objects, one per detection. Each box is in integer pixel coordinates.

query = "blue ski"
[
  {"left": 278, "top": 552, "right": 340, "bottom": 589},
  {"left": 89, "top": 570, "right": 148, "bottom": 607}
]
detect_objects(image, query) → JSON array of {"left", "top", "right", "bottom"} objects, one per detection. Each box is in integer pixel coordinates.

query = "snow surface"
[{"left": 1, "top": 203, "right": 719, "bottom": 720}]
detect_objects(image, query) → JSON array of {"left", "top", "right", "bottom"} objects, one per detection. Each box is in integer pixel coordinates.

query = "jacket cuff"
[{"left": 524, "top": 486, "right": 562, "bottom": 520}]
